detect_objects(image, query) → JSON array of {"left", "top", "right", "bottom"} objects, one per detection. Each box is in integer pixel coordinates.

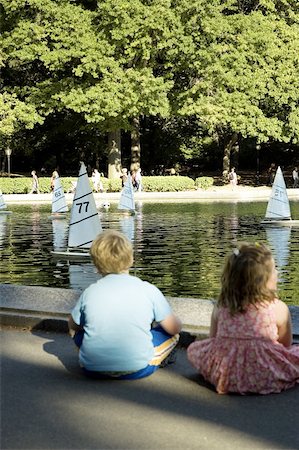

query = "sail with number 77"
[{"left": 68, "top": 162, "right": 102, "bottom": 248}]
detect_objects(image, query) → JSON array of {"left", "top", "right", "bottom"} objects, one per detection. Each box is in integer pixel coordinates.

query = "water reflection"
[
  {"left": 52, "top": 218, "right": 68, "bottom": 250},
  {"left": 265, "top": 227, "right": 291, "bottom": 278},
  {"left": 1, "top": 202, "right": 298, "bottom": 305},
  {"left": 0, "top": 214, "right": 8, "bottom": 246},
  {"left": 68, "top": 262, "right": 100, "bottom": 291},
  {"left": 119, "top": 215, "right": 135, "bottom": 242}
]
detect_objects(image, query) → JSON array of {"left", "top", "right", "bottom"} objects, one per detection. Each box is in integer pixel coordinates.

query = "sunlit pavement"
[
  {"left": 3, "top": 186, "right": 299, "bottom": 205},
  {"left": 1, "top": 328, "right": 299, "bottom": 450}
]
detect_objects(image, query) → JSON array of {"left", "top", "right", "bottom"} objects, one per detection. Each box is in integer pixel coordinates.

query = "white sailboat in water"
[
  {"left": 261, "top": 166, "right": 299, "bottom": 226},
  {"left": 118, "top": 174, "right": 135, "bottom": 214},
  {"left": 50, "top": 176, "right": 69, "bottom": 218},
  {"left": 52, "top": 162, "right": 102, "bottom": 257},
  {"left": 0, "top": 191, "right": 12, "bottom": 215}
]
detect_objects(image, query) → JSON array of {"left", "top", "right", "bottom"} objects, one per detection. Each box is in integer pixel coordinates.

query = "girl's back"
[{"left": 216, "top": 302, "right": 279, "bottom": 341}]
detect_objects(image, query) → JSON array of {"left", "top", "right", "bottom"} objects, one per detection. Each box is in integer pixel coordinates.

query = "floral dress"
[{"left": 187, "top": 300, "right": 299, "bottom": 394}]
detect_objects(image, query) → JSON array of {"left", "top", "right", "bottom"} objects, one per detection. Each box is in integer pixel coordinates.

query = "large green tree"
[{"left": 174, "top": 0, "right": 299, "bottom": 176}]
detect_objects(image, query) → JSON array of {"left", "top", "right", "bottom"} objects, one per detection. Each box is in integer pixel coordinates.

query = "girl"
[{"left": 187, "top": 242, "right": 299, "bottom": 394}]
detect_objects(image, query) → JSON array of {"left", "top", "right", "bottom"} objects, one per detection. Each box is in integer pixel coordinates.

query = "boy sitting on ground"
[{"left": 68, "top": 230, "right": 182, "bottom": 379}]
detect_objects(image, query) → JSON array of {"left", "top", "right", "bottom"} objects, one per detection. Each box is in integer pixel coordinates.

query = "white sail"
[
  {"left": 265, "top": 166, "right": 291, "bottom": 220},
  {"left": 118, "top": 174, "right": 135, "bottom": 212},
  {"left": 51, "top": 176, "right": 68, "bottom": 214},
  {"left": 68, "top": 162, "right": 102, "bottom": 248},
  {"left": 0, "top": 191, "right": 7, "bottom": 210}
]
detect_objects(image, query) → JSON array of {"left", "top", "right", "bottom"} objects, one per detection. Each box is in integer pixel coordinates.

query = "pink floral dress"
[{"left": 187, "top": 300, "right": 299, "bottom": 394}]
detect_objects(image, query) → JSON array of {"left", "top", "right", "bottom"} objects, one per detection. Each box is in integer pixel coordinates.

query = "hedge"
[
  {"left": 0, "top": 175, "right": 197, "bottom": 194},
  {"left": 195, "top": 177, "right": 214, "bottom": 190}
]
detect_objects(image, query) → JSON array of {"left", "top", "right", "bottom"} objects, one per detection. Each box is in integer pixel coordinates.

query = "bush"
[
  {"left": 0, "top": 175, "right": 196, "bottom": 194},
  {"left": 141, "top": 176, "right": 195, "bottom": 192},
  {"left": 195, "top": 177, "right": 214, "bottom": 190}
]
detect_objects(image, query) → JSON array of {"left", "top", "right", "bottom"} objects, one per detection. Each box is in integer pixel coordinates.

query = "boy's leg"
[
  {"left": 149, "top": 325, "right": 180, "bottom": 367},
  {"left": 73, "top": 330, "right": 84, "bottom": 348},
  {"left": 120, "top": 325, "right": 179, "bottom": 380}
]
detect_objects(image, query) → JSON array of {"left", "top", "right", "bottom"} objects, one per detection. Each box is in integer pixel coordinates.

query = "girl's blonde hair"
[
  {"left": 218, "top": 242, "right": 276, "bottom": 314},
  {"left": 90, "top": 230, "right": 133, "bottom": 275}
]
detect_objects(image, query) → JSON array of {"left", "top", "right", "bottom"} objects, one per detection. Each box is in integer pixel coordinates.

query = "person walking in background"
[
  {"left": 50, "top": 168, "right": 59, "bottom": 191},
  {"left": 187, "top": 242, "right": 299, "bottom": 395},
  {"left": 120, "top": 168, "right": 128, "bottom": 187},
  {"left": 267, "top": 163, "right": 276, "bottom": 186},
  {"left": 68, "top": 230, "right": 182, "bottom": 379},
  {"left": 91, "top": 169, "right": 103, "bottom": 192},
  {"left": 29, "top": 170, "right": 40, "bottom": 194},
  {"left": 228, "top": 167, "right": 238, "bottom": 190},
  {"left": 292, "top": 166, "right": 298, "bottom": 188},
  {"left": 134, "top": 167, "right": 142, "bottom": 192}
]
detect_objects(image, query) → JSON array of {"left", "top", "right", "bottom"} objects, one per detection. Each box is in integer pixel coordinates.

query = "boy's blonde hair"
[
  {"left": 90, "top": 230, "right": 133, "bottom": 275},
  {"left": 218, "top": 242, "right": 276, "bottom": 314}
]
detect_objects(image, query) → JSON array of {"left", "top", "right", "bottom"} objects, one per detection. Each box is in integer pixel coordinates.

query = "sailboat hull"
[
  {"left": 261, "top": 219, "right": 299, "bottom": 227},
  {"left": 51, "top": 249, "right": 91, "bottom": 258}
]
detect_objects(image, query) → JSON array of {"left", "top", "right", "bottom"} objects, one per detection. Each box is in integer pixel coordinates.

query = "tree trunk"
[
  {"left": 108, "top": 130, "right": 122, "bottom": 179},
  {"left": 130, "top": 116, "right": 141, "bottom": 172},
  {"left": 222, "top": 132, "right": 238, "bottom": 182}
]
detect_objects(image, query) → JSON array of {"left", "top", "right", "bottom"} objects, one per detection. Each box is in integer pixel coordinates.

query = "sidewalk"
[
  {"left": 1, "top": 285, "right": 299, "bottom": 449},
  {"left": 2, "top": 329, "right": 299, "bottom": 450},
  {"left": 3, "top": 185, "right": 299, "bottom": 204}
]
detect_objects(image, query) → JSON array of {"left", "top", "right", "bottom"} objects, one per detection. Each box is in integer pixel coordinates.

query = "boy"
[{"left": 69, "top": 230, "right": 181, "bottom": 379}]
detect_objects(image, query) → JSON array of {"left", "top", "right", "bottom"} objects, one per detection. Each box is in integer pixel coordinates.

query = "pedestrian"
[
  {"left": 29, "top": 170, "right": 40, "bottom": 194},
  {"left": 292, "top": 166, "right": 298, "bottom": 188},
  {"left": 68, "top": 230, "right": 182, "bottom": 379},
  {"left": 228, "top": 167, "right": 238, "bottom": 190},
  {"left": 120, "top": 168, "right": 128, "bottom": 187},
  {"left": 267, "top": 163, "right": 276, "bottom": 186},
  {"left": 187, "top": 242, "right": 299, "bottom": 394},
  {"left": 91, "top": 169, "right": 103, "bottom": 192},
  {"left": 50, "top": 169, "right": 59, "bottom": 191},
  {"left": 134, "top": 167, "right": 142, "bottom": 192}
]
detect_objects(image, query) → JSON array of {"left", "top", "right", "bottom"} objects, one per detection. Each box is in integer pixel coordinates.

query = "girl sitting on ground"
[
  {"left": 69, "top": 230, "right": 181, "bottom": 379},
  {"left": 187, "top": 242, "right": 299, "bottom": 394}
]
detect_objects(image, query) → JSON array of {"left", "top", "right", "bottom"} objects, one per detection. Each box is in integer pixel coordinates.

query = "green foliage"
[
  {"left": 142, "top": 176, "right": 195, "bottom": 192},
  {"left": 175, "top": 0, "right": 299, "bottom": 144},
  {"left": 0, "top": 175, "right": 196, "bottom": 193},
  {"left": 195, "top": 177, "right": 214, "bottom": 190}
]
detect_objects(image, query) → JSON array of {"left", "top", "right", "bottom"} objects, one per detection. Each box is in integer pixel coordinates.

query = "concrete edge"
[{"left": 1, "top": 284, "right": 298, "bottom": 344}]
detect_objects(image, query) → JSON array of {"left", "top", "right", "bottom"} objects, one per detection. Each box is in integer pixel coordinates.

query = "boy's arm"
[
  {"left": 68, "top": 316, "right": 83, "bottom": 333},
  {"left": 159, "top": 313, "right": 182, "bottom": 335}
]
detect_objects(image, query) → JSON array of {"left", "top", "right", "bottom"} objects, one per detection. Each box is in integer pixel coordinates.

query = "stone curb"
[{"left": 1, "top": 284, "right": 298, "bottom": 343}]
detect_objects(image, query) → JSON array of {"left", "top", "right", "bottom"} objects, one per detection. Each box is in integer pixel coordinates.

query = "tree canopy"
[{"left": 1, "top": 0, "right": 298, "bottom": 174}]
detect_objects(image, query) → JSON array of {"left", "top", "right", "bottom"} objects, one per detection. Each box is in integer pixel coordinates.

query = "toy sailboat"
[
  {"left": 49, "top": 176, "right": 69, "bottom": 218},
  {"left": 51, "top": 162, "right": 102, "bottom": 257},
  {"left": 261, "top": 166, "right": 299, "bottom": 226},
  {"left": 0, "top": 191, "right": 12, "bottom": 215},
  {"left": 118, "top": 174, "right": 135, "bottom": 214}
]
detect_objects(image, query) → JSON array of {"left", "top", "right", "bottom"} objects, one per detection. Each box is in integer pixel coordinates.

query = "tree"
[{"left": 174, "top": 0, "right": 299, "bottom": 177}]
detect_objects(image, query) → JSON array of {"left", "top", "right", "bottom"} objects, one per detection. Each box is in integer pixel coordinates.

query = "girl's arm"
[
  {"left": 209, "top": 304, "right": 219, "bottom": 338},
  {"left": 273, "top": 300, "right": 293, "bottom": 347}
]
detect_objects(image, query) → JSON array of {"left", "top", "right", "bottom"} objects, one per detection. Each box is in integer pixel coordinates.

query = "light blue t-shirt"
[{"left": 71, "top": 274, "right": 172, "bottom": 372}]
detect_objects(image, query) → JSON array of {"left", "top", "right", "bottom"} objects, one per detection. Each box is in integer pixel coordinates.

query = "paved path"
[
  {"left": 3, "top": 186, "right": 299, "bottom": 204},
  {"left": 2, "top": 328, "right": 299, "bottom": 450}
]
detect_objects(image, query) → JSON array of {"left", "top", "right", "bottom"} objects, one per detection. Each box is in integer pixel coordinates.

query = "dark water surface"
[{"left": 0, "top": 201, "right": 298, "bottom": 305}]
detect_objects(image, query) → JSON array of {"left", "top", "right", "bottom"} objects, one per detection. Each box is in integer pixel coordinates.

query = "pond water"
[{"left": 0, "top": 201, "right": 298, "bottom": 305}]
